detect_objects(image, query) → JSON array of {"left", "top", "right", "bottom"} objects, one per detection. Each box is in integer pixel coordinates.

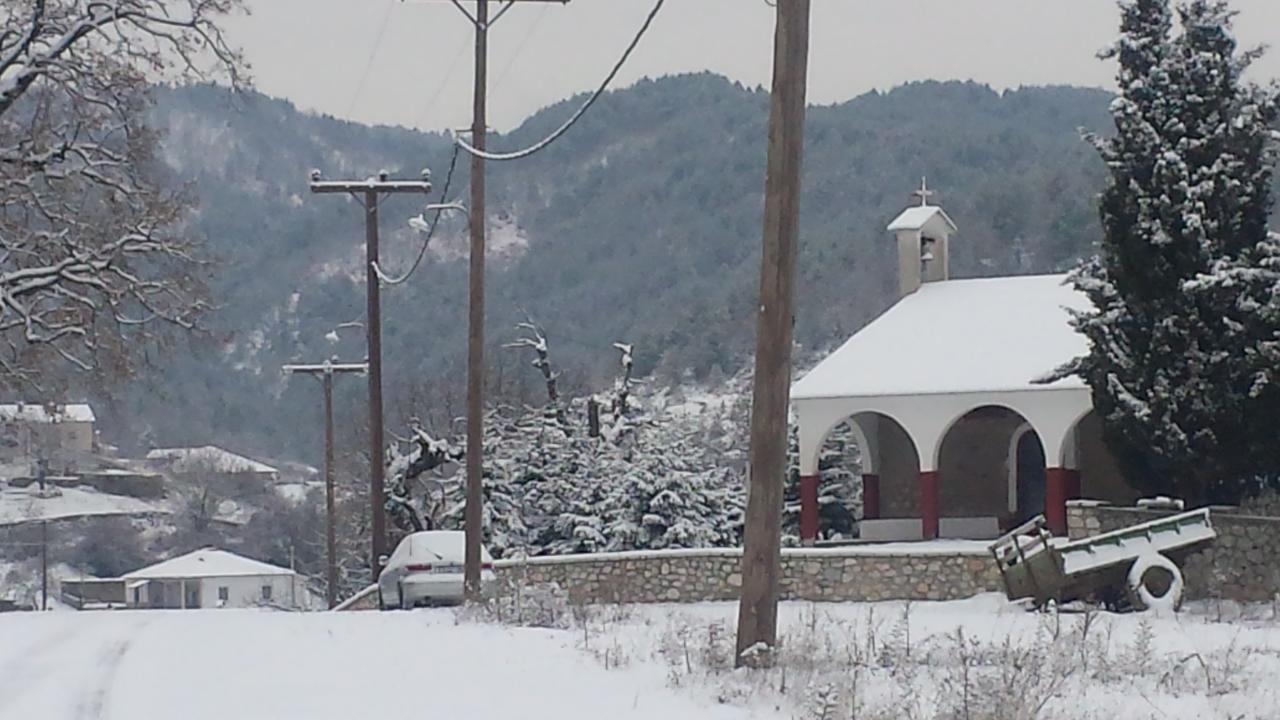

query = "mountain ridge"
[{"left": 100, "top": 73, "right": 1115, "bottom": 462}]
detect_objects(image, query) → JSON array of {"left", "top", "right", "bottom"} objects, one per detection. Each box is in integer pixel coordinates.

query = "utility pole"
[
  {"left": 40, "top": 519, "right": 47, "bottom": 611},
  {"left": 37, "top": 454, "right": 47, "bottom": 611},
  {"left": 309, "top": 171, "right": 432, "bottom": 579},
  {"left": 736, "top": 0, "right": 811, "bottom": 666},
  {"left": 419, "top": 0, "right": 568, "bottom": 599},
  {"left": 283, "top": 360, "right": 368, "bottom": 608}
]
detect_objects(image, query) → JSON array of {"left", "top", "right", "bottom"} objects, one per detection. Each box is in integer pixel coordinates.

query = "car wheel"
[{"left": 398, "top": 582, "right": 412, "bottom": 610}]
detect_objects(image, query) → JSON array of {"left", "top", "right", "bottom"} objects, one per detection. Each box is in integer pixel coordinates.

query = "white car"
[{"left": 377, "top": 531, "right": 495, "bottom": 609}]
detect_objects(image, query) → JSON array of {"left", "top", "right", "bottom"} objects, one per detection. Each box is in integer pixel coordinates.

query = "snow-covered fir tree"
[
  {"left": 1063, "top": 0, "right": 1280, "bottom": 503},
  {"left": 418, "top": 327, "right": 747, "bottom": 557}
]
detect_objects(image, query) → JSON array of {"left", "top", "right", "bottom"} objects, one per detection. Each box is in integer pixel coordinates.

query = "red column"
[
  {"left": 919, "top": 471, "right": 940, "bottom": 540},
  {"left": 800, "top": 474, "right": 820, "bottom": 544},
  {"left": 1045, "top": 468, "right": 1071, "bottom": 536},
  {"left": 862, "top": 473, "right": 881, "bottom": 520}
]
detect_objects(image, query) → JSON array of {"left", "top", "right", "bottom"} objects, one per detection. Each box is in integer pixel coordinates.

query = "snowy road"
[{"left": 0, "top": 609, "right": 771, "bottom": 720}]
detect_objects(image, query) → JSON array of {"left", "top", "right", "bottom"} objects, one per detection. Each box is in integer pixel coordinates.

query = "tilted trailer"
[{"left": 989, "top": 508, "right": 1216, "bottom": 611}]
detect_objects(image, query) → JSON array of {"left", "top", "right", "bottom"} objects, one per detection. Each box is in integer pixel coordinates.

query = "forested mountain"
[{"left": 98, "top": 74, "right": 1116, "bottom": 463}]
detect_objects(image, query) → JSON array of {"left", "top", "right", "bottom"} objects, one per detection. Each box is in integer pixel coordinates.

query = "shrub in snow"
[
  {"left": 1057, "top": 0, "right": 1280, "bottom": 505},
  {"left": 462, "top": 575, "right": 572, "bottom": 630}
]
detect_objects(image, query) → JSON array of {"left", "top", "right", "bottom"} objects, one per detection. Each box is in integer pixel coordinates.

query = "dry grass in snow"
[{"left": 463, "top": 587, "right": 1280, "bottom": 720}]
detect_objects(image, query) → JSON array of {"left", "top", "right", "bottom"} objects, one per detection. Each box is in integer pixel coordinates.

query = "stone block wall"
[
  {"left": 1067, "top": 500, "right": 1280, "bottom": 602},
  {"left": 493, "top": 547, "right": 1002, "bottom": 605}
]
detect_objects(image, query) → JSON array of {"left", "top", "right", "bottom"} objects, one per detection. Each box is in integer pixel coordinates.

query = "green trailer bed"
[{"left": 988, "top": 508, "right": 1215, "bottom": 611}]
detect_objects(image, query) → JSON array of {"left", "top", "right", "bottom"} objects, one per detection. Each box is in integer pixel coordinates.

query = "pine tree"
[{"left": 1065, "top": 0, "right": 1280, "bottom": 504}]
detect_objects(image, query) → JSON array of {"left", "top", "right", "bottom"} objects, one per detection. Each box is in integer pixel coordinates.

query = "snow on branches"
[
  {"left": 393, "top": 329, "right": 748, "bottom": 558},
  {"left": 1064, "top": 0, "right": 1280, "bottom": 503},
  {"left": 0, "top": 1, "right": 244, "bottom": 387}
]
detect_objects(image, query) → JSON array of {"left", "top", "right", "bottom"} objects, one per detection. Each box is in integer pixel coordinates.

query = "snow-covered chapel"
[{"left": 791, "top": 185, "right": 1137, "bottom": 544}]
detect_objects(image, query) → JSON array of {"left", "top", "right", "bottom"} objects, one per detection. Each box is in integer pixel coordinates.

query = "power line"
[
  {"left": 417, "top": 34, "right": 471, "bottom": 128},
  {"left": 492, "top": 3, "right": 551, "bottom": 93},
  {"left": 346, "top": 0, "right": 398, "bottom": 118},
  {"left": 374, "top": 144, "right": 461, "bottom": 286},
  {"left": 455, "top": 0, "right": 666, "bottom": 162}
]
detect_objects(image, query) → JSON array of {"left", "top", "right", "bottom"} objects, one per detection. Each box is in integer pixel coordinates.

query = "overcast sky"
[{"left": 225, "top": 0, "right": 1280, "bottom": 132}]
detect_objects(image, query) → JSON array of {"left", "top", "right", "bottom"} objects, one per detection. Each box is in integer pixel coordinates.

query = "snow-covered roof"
[
  {"left": 0, "top": 403, "right": 95, "bottom": 424},
  {"left": 146, "top": 446, "right": 278, "bottom": 475},
  {"left": 792, "top": 274, "right": 1091, "bottom": 400},
  {"left": 886, "top": 205, "right": 958, "bottom": 233},
  {"left": 0, "top": 486, "right": 168, "bottom": 527},
  {"left": 123, "top": 548, "right": 294, "bottom": 580}
]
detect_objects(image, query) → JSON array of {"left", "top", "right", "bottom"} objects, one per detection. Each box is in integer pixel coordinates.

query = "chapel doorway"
[{"left": 1015, "top": 429, "right": 1047, "bottom": 526}]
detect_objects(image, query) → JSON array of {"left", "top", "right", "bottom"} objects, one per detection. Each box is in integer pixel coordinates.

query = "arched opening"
[
  {"left": 937, "top": 405, "right": 1045, "bottom": 536},
  {"left": 798, "top": 409, "right": 926, "bottom": 542},
  {"left": 1014, "top": 426, "right": 1047, "bottom": 526},
  {"left": 1060, "top": 410, "right": 1138, "bottom": 507},
  {"left": 803, "top": 418, "right": 864, "bottom": 540},
  {"left": 834, "top": 412, "right": 921, "bottom": 541}
]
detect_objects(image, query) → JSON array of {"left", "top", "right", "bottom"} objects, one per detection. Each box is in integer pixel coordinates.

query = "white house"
[
  {"left": 122, "top": 548, "right": 307, "bottom": 610},
  {"left": 790, "top": 186, "right": 1134, "bottom": 544}
]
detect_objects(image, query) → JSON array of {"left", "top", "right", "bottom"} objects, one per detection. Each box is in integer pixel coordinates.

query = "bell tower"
[{"left": 886, "top": 178, "right": 957, "bottom": 297}]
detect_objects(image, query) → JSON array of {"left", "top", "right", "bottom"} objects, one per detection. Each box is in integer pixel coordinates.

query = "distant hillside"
[{"left": 99, "top": 74, "right": 1116, "bottom": 462}]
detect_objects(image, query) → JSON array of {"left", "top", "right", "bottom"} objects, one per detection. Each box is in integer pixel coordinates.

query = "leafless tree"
[
  {"left": 0, "top": 0, "right": 244, "bottom": 388},
  {"left": 505, "top": 318, "right": 568, "bottom": 429}
]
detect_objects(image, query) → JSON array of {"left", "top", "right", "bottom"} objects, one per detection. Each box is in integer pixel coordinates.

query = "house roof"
[
  {"left": 0, "top": 403, "right": 95, "bottom": 424},
  {"left": 146, "top": 446, "right": 278, "bottom": 475},
  {"left": 123, "top": 548, "right": 294, "bottom": 580},
  {"left": 886, "top": 205, "right": 958, "bottom": 233},
  {"left": 791, "top": 274, "right": 1091, "bottom": 400}
]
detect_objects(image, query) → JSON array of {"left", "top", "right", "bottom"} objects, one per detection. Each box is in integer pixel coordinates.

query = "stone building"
[
  {"left": 0, "top": 402, "right": 96, "bottom": 464},
  {"left": 791, "top": 185, "right": 1136, "bottom": 543}
]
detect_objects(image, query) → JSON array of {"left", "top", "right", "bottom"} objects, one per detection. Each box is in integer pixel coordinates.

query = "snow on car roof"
[
  {"left": 124, "top": 548, "right": 294, "bottom": 579},
  {"left": 395, "top": 531, "right": 490, "bottom": 562},
  {"left": 792, "top": 274, "right": 1091, "bottom": 399}
]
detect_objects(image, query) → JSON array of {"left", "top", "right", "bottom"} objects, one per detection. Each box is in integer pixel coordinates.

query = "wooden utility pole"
[
  {"left": 465, "top": 0, "right": 490, "bottom": 602},
  {"left": 420, "top": 0, "right": 569, "bottom": 599},
  {"left": 309, "top": 172, "right": 432, "bottom": 579},
  {"left": 283, "top": 360, "right": 368, "bottom": 608},
  {"left": 736, "top": 0, "right": 811, "bottom": 666}
]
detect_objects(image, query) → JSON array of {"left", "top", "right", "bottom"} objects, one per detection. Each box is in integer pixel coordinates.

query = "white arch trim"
[{"left": 794, "top": 387, "right": 1091, "bottom": 475}]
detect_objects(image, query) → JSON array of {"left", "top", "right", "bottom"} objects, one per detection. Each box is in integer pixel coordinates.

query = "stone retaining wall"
[
  {"left": 493, "top": 546, "right": 1002, "bottom": 605},
  {"left": 1067, "top": 500, "right": 1280, "bottom": 602}
]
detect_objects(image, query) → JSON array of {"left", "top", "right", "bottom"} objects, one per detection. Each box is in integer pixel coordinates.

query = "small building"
[
  {"left": 0, "top": 402, "right": 96, "bottom": 460},
  {"left": 122, "top": 548, "right": 306, "bottom": 610},
  {"left": 791, "top": 188, "right": 1135, "bottom": 544},
  {"left": 146, "top": 446, "right": 279, "bottom": 495}
]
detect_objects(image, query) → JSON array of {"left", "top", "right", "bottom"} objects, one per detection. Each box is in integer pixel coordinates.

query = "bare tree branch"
[{"left": 0, "top": 0, "right": 244, "bottom": 388}]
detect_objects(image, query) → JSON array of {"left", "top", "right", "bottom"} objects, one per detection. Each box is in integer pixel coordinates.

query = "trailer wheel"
[{"left": 1126, "top": 553, "right": 1184, "bottom": 613}]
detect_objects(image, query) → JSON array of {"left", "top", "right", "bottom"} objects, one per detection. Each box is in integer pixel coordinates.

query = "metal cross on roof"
[{"left": 911, "top": 177, "right": 935, "bottom": 207}]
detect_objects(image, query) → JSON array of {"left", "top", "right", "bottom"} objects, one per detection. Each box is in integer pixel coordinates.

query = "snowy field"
[
  {"left": 1, "top": 596, "right": 1279, "bottom": 719},
  {"left": 0, "top": 606, "right": 756, "bottom": 720}
]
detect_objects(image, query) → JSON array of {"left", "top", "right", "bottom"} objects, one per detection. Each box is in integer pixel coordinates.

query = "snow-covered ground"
[
  {"left": 0, "top": 608, "right": 763, "bottom": 720},
  {"left": 1, "top": 597, "right": 1278, "bottom": 719},
  {"left": 0, "top": 486, "right": 168, "bottom": 527}
]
